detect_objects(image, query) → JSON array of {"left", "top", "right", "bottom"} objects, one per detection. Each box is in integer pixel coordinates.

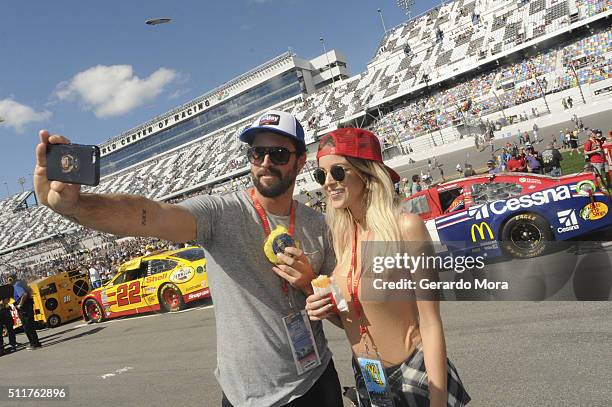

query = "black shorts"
[{"left": 569, "top": 140, "right": 578, "bottom": 149}]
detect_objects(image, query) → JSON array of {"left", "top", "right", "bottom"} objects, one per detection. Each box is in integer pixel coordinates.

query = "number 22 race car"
[
  {"left": 402, "top": 172, "right": 612, "bottom": 258},
  {"left": 82, "top": 246, "right": 210, "bottom": 323}
]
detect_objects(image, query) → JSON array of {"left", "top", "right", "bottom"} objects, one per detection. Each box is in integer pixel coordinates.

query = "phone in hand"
[{"left": 46, "top": 143, "right": 100, "bottom": 186}]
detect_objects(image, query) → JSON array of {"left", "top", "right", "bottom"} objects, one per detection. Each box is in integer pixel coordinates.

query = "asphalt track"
[{"left": 1, "top": 298, "right": 611, "bottom": 407}]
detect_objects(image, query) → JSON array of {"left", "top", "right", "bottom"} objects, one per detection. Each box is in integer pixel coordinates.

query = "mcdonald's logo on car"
[{"left": 471, "top": 222, "right": 494, "bottom": 242}]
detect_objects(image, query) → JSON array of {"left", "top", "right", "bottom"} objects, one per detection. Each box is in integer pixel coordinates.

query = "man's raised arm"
[{"left": 34, "top": 130, "right": 196, "bottom": 243}]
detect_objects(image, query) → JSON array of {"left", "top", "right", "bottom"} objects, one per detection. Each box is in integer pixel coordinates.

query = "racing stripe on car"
[
  {"left": 436, "top": 217, "right": 471, "bottom": 230},
  {"left": 436, "top": 209, "right": 469, "bottom": 222}
]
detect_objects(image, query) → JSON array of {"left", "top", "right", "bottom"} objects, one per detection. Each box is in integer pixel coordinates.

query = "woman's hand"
[{"left": 305, "top": 292, "right": 334, "bottom": 321}]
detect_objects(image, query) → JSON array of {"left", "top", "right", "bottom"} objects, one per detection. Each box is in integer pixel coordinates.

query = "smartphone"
[{"left": 46, "top": 143, "right": 100, "bottom": 186}]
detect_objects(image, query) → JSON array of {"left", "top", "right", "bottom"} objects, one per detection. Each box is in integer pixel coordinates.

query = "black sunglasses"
[
  {"left": 247, "top": 146, "right": 297, "bottom": 165},
  {"left": 312, "top": 165, "right": 347, "bottom": 185}
]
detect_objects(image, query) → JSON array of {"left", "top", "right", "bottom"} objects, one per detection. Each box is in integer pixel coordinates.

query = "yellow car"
[
  {"left": 81, "top": 247, "right": 209, "bottom": 323},
  {"left": 31, "top": 270, "right": 92, "bottom": 328}
]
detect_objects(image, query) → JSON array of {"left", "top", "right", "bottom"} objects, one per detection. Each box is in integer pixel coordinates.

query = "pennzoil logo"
[
  {"left": 364, "top": 362, "right": 384, "bottom": 386},
  {"left": 470, "top": 222, "right": 494, "bottom": 242}
]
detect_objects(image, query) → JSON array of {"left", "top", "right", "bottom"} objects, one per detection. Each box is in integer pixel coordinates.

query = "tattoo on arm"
[{"left": 141, "top": 209, "right": 147, "bottom": 226}]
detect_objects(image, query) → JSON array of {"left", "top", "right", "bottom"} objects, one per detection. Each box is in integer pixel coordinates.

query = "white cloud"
[
  {"left": 55, "top": 65, "right": 177, "bottom": 118},
  {"left": 0, "top": 98, "right": 52, "bottom": 133}
]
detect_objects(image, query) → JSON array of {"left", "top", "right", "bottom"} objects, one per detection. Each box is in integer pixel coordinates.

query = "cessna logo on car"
[
  {"left": 468, "top": 185, "right": 572, "bottom": 220},
  {"left": 557, "top": 209, "right": 579, "bottom": 233},
  {"left": 471, "top": 222, "right": 494, "bottom": 242}
]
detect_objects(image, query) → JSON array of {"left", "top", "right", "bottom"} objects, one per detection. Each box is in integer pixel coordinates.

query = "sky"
[{"left": 0, "top": 0, "right": 440, "bottom": 197}]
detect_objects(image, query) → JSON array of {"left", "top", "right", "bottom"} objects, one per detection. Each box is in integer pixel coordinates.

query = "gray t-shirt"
[{"left": 179, "top": 190, "right": 335, "bottom": 407}]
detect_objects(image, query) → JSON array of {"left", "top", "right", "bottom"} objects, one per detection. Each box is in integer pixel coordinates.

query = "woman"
[{"left": 306, "top": 128, "right": 470, "bottom": 407}]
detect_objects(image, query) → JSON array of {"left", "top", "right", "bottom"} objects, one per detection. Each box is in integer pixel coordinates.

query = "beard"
[{"left": 252, "top": 163, "right": 298, "bottom": 198}]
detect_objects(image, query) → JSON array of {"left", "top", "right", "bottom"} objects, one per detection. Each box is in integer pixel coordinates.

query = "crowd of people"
[{"left": 371, "top": 27, "right": 611, "bottom": 147}]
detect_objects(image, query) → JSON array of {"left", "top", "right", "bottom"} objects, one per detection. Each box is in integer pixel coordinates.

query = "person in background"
[
  {"left": 7, "top": 274, "right": 41, "bottom": 350},
  {"left": 568, "top": 129, "right": 579, "bottom": 156},
  {"left": 498, "top": 148, "right": 511, "bottom": 171},
  {"left": 507, "top": 152, "right": 526, "bottom": 172},
  {"left": 486, "top": 159, "right": 500, "bottom": 174},
  {"left": 411, "top": 174, "right": 422, "bottom": 195},
  {"left": 463, "top": 164, "right": 476, "bottom": 177},
  {"left": 525, "top": 146, "right": 542, "bottom": 174},
  {"left": 584, "top": 129, "right": 607, "bottom": 186},
  {"left": 400, "top": 178, "right": 411, "bottom": 198},
  {"left": 88, "top": 263, "right": 102, "bottom": 289},
  {"left": 541, "top": 142, "right": 563, "bottom": 177},
  {"left": 0, "top": 297, "right": 18, "bottom": 355},
  {"left": 532, "top": 123, "right": 539, "bottom": 143}
]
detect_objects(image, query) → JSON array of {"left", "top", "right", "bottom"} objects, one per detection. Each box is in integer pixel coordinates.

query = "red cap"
[{"left": 316, "top": 128, "right": 400, "bottom": 184}]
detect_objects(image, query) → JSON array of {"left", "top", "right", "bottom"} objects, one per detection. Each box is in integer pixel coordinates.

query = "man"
[
  {"left": 541, "top": 142, "right": 563, "bottom": 177},
  {"left": 498, "top": 147, "right": 511, "bottom": 171},
  {"left": 34, "top": 111, "right": 342, "bottom": 407},
  {"left": 525, "top": 146, "right": 542, "bottom": 174},
  {"left": 88, "top": 263, "right": 102, "bottom": 289},
  {"left": 532, "top": 123, "right": 539, "bottom": 143},
  {"left": 399, "top": 178, "right": 411, "bottom": 197},
  {"left": 0, "top": 297, "right": 18, "bottom": 355},
  {"left": 463, "top": 164, "right": 477, "bottom": 177},
  {"left": 584, "top": 129, "right": 606, "bottom": 182},
  {"left": 486, "top": 159, "right": 499, "bottom": 174},
  {"left": 7, "top": 274, "right": 41, "bottom": 350},
  {"left": 507, "top": 153, "right": 526, "bottom": 172}
]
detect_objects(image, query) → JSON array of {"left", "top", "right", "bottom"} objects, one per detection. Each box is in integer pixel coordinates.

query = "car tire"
[
  {"left": 47, "top": 314, "right": 61, "bottom": 328},
  {"left": 159, "top": 284, "right": 185, "bottom": 312},
  {"left": 501, "top": 213, "right": 553, "bottom": 258},
  {"left": 83, "top": 299, "right": 105, "bottom": 323}
]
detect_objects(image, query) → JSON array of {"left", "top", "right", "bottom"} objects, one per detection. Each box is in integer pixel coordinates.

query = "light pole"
[
  {"left": 568, "top": 61, "right": 587, "bottom": 105},
  {"left": 17, "top": 177, "right": 26, "bottom": 193},
  {"left": 377, "top": 9, "right": 388, "bottom": 35},
  {"left": 491, "top": 89, "right": 507, "bottom": 120},
  {"left": 528, "top": 61, "right": 550, "bottom": 114},
  {"left": 319, "top": 37, "right": 336, "bottom": 87},
  {"left": 422, "top": 74, "right": 443, "bottom": 146}
]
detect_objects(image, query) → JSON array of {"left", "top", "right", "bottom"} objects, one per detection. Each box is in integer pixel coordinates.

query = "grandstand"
[{"left": 1, "top": 0, "right": 611, "bottom": 274}]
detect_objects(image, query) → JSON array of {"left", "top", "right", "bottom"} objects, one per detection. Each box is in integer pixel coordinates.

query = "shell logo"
[
  {"left": 169, "top": 268, "right": 195, "bottom": 284},
  {"left": 579, "top": 202, "right": 608, "bottom": 221}
]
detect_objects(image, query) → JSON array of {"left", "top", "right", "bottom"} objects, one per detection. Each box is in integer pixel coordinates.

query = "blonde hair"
[{"left": 326, "top": 157, "right": 402, "bottom": 268}]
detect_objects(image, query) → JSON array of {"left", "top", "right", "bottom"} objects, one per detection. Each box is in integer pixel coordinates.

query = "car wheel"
[
  {"left": 47, "top": 314, "right": 61, "bottom": 328},
  {"left": 84, "top": 299, "right": 105, "bottom": 323},
  {"left": 159, "top": 284, "right": 185, "bottom": 312},
  {"left": 501, "top": 213, "right": 553, "bottom": 258}
]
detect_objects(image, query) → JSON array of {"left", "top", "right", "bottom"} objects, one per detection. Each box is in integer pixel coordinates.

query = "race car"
[
  {"left": 82, "top": 246, "right": 210, "bottom": 323},
  {"left": 401, "top": 172, "right": 612, "bottom": 258}
]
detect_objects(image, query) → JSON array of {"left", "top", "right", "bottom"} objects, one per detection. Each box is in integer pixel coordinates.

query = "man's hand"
[
  {"left": 272, "top": 247, "right": 316, "bottom": 295},
  {"left": 34, "top": 130, "right": 82, "bottom": 217}
]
